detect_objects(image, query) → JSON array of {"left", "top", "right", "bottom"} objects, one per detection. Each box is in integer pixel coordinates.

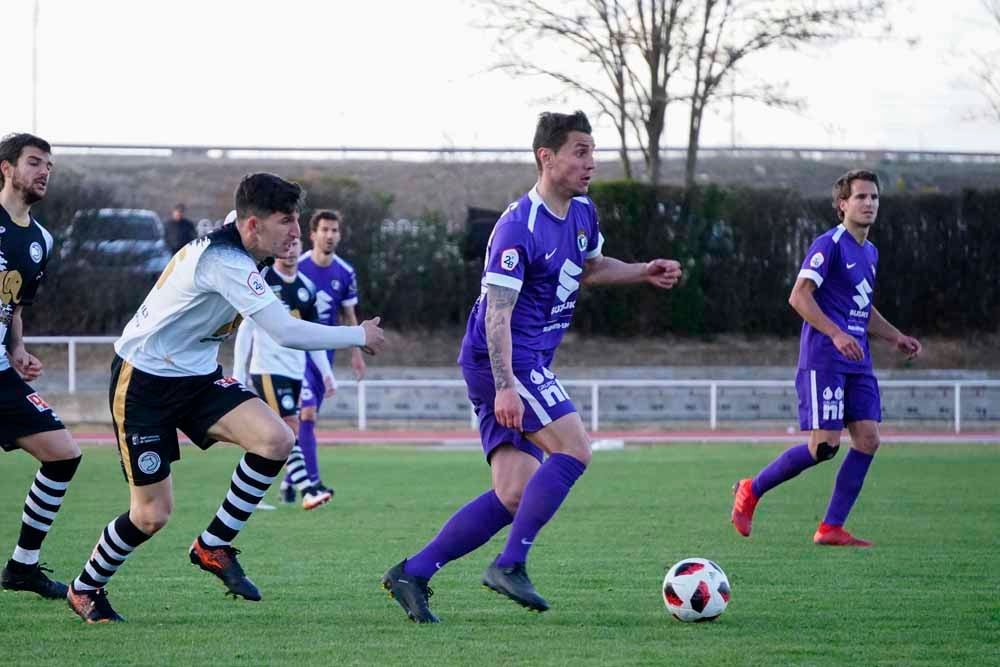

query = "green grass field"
[{"left": 3, "top": 444, "right": 998, "bottom": 666}]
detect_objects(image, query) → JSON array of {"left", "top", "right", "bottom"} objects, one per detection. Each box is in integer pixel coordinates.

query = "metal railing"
[
  {"left": 50, "top": 142, "right": 1000, "bottom": 164},
  {"left": 23, "top": 336, "right": 1000, "bottom": 434}
]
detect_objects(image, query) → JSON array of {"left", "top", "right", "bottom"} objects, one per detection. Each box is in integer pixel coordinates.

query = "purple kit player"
[
  {"left": 286, "top": 209, "right": 365, "bottom": 500},
  {"left": 731, "top": 169, "right": 921, "bottom": 548},
  {"left": 381, "top": 111, "right": 683, "bottom": 623}
]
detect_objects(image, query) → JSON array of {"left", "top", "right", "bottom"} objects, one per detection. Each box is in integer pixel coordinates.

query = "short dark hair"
[
  {"left": 832, "top": 169, "right": 880, "bottom": 221},
  {"left": 234, "top": 173, "right": 305, "bottom": 221},
  {"left": 309, "top": 209, "right": 342, "bottom": 232},
  {"left": 0, "top": 132, "right": 51, "bottom": 190},
  {"left": 532, "top": 111, "right": 592, "bottom": 171}
]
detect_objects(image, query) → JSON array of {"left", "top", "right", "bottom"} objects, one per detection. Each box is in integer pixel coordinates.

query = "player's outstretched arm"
[
  {"left": 581, "top": 256, "right": 682, "bottom": 289},
  {"left": 868, "top": 306, "right": 921, "bottom": 359},
  {"left": 250, "top": 301, "right": 385, "bottom": 354},
  {"left": 485, "top": 284, "right": 523, "bottom": 430},
  {"left": 789, "top": 278, "right": 864, "bottom": 361}
]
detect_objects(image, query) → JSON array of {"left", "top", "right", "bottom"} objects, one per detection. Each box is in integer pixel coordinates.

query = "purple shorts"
[
  {"left": 461, "top": 349, "right": 577, "bottom": 464},
  {"left": 796, "top": 368, "right": 881, "bottom": 432},
  {"left": 299, "top": 354, "right": 331, "bottom": 411}
]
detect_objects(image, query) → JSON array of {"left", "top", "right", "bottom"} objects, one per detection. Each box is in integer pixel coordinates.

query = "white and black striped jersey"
[
  {"left": 115, "top": 223, "right": 278, "bottom": 377},
  {"left": 247, "top": 268, "right": 319, "bottom": 378},
  {"left": 0, "top": 205, "right": 54, "bottom": 372}
]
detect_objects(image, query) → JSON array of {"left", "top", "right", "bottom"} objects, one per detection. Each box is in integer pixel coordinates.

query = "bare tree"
[
  {"left": 482, "top": 0, "right": 887, "bottom": 188},
  {"left": 682, "top": 0, "right": 887, "bottom": 190},
  {"left": 969, "top": 0, "right": 1000, "bottom": 122},
  {"left": 483, "top": 0, "right": 688, "bottom": 183}
]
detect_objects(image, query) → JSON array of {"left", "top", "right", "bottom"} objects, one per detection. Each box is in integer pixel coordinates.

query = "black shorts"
[
  {"left": 0, "top": 367, "right": 65, "bottom": 452},
  {"left": 250, "top": 374, "right": 302, "bottom": 418},
  {"left": 109, "top": 355, "right": 257, "bottom": 486}
]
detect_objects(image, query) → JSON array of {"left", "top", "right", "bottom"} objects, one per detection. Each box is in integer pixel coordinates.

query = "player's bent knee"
[
  {"left": 494, "top": 485, "right": 523, "bottom": 514},
  {"left": 816, "top": 441, "right": 840, "bottom": 462},
  {"left": 261, "top": 426, "right": 294, "bottom": 460},
  {"left": 854, "top": 438, "right": 880, "bottom": 455},
  {"left": 130, "top": 506, "right": 171, "bottom": 535},
  {"left": 562, "top": 440, "right": 592, "bottom": 466}
]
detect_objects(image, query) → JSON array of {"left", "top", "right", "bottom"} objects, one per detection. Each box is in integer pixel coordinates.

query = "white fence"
[{"left": 24, "top": 336, "right": 1000, "bottom": 434}]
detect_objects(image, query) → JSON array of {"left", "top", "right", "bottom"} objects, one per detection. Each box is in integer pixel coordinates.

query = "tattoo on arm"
[{"left": 485, "top": 285, "right": 518, "bottom": 391}]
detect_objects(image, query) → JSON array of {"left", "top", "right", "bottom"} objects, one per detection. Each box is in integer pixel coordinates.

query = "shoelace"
[
  {"left": 215, "top": 546, "right": 246, "bottom": 575},
  {"left": 90, "top": 588, "right": 117, "bottom": 615}
]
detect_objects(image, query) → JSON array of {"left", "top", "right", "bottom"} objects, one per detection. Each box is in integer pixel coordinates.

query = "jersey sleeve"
[
  {"left": 17, "top": 227, "right": 53, "bottom": 307},
  {"left": 483, "top": 220, "right": 530, "bottom": 293},
  {"left": 342, "top": 268, "right": 359, "bottom": 308},
  {"left": 586, "top": 206, "right": 604, "bottom": 259},
  {"left": 798, "top": 235, "right": 837, "bottom": 288},
  {"left": 301, "top": 289, "right": 320, "bottom": 323},
  {"left": 200, "top": 251, "right": 279, "bottom": 317}
]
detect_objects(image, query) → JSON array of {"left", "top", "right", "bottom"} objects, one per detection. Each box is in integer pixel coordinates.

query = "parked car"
[{"left": 58, "top": 208, "right": 173, "bottom": 278}]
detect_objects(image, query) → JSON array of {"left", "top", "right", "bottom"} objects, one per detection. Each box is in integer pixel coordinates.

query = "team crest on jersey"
[
  {"left": 810, "top": 252, "right": 824, "bottom": 269},
  {"left": 577, "top": 231, "right": 587, "bottom": 252},
  {"left": 247, "top": 272, "right": 266, "bottom": 296},
  {"left": 297, "top": 287, "right": 310, "bottom": 302},
  {"left": 500, "top": 248, "right": 519, "bottom": 271},
  {"left": 25, "top": 392, "right": 51, "bottom": 412},
  {"left": 330, "top": 279, "right": 341, "bottom": 291},
  {"left": 29, "top": 242, "right": 43, "bottom": 263}
]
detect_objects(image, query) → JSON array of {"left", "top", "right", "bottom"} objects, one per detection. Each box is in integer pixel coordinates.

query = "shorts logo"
[
  {"left": 577, "top": 231, "right": 587, "bottom": 252},
  {"left": 528, "top": 367, "right": 568, "bottom": 407},
  {"left": 29, "top": 242, "right": 44, "bottom": 263},
  {"left": 822, "top": 385, "right": 844, "bottom": 421},
  {"left": 500, "top": 248, "right": 519, "bottom": 271},
  {"left": 247, "top": 272, "right": 266, "bottom": 296},
  {"left": 215, "top": 376, "right": 241, "bottom": 388},
  {"left": 25, "top": 392, "right": 50, "bottom": 412},
  {"left": 810, "top": 252, "right": 825, "bottom": 269},
  {"left": 137, "top": 451, "right": 162, "bottom": 475},
  {"left": 281, "top": 394, "right": 296, "bottom": 410}
]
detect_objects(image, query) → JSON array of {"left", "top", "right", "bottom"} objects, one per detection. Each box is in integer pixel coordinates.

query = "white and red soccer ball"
[{"left": 662, "top": 557, "right": 731, "bottom": 622}]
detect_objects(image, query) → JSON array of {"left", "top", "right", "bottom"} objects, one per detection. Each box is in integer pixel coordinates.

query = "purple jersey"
[
  {"left": 459, "top": 187, "right": 604, "bottom": 364},
  {"left": 297, "top": 253, "right": 358, "bottom": 326},
  {"left": 797, "top": 224, "right": 879, "bottom": 373},
  {"left": 298, "top": 252, "right": 358, "bottom": 370}
]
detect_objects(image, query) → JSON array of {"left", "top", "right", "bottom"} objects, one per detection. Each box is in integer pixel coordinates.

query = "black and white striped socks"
[
  {"left": 200, "top": 452, "right": 285, "bottom": 547},
  {"left": 12, "top": 456, "right": 81, "bottom": 566}
]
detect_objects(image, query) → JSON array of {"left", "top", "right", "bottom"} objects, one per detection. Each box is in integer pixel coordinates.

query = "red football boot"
[
  {"left": 731, "top": 479, "right": 759, "bottom": 537},
  {"left": 813, "top": 523, "right": 874, "bottom": 548}
]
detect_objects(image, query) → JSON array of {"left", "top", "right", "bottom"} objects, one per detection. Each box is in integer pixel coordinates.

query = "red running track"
[{"left": 71, "top": 429, "right": 1000, "bottom": 445}]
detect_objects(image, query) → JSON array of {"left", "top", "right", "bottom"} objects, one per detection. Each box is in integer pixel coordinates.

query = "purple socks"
[
  {"left": 751, "top": 444, "right": 817, "bottom": 498},
  {"left": 496, "top": 453, "right": 587, "bottom": 568},
  {"left": 823, "top": 448, "right": 874, "bottom": 526},
  {"left": 293, "top": 418, "right": 320, "bottom": 484},
  {"left": 405, "top": 490, "right": 513, "bottom": 579}
]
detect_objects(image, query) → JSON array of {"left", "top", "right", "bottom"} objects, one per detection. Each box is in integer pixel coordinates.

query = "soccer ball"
[{"left": 662, "top": 557, "right": 731, "bottom": 622}]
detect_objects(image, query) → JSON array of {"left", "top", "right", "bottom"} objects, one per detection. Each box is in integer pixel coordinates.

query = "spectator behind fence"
[{"left": 165, "top": 203, "right": 197, "bottom": 253}]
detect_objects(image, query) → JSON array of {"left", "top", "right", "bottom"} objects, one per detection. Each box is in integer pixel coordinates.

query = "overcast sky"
[{"left": 3, "top": 0, "right": 998, "bottom": 152}]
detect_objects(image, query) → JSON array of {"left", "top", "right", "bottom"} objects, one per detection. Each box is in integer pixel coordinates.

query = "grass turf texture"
[{"left": 2, "top": 444, "right": 998, "bottom": 666}]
